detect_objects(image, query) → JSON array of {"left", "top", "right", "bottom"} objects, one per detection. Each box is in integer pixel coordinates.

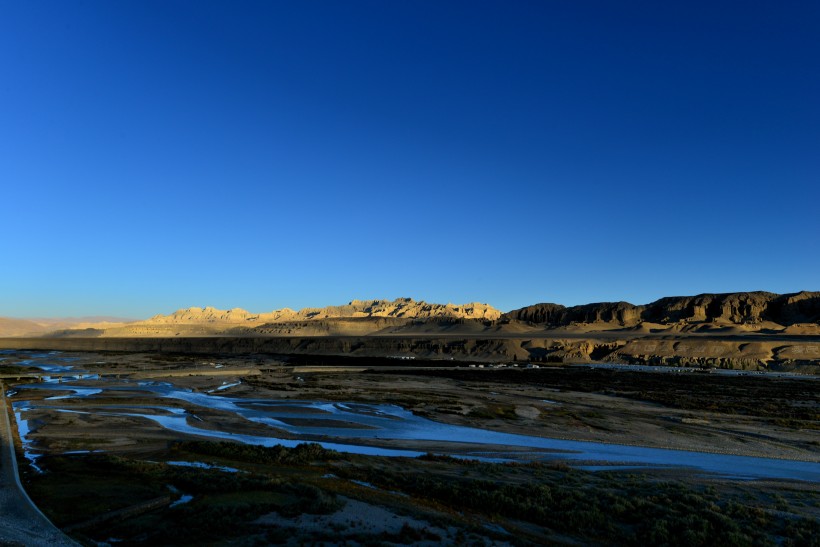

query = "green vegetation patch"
[
  {"left": 27, "top": 456, "right": 167, "bottom": 525},
  {"left": 173, "top": 439, "right": 346, "bottom": 466},
  {"left": 27, "top": 445, "right": 343, "bottom": 546},
  {"left": 335, "top": 458, "right": 820, "bottom": 546},
  {"left": 23, "top": 439, "right": 820, "bottom": 546},
  {"left": 468, "top": 403, "right": 518, "bottom": 420}
]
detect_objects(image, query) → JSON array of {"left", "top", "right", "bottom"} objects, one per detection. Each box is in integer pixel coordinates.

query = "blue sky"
[{"left": 1, "top": 1, "right": 818, "bottom": 318}]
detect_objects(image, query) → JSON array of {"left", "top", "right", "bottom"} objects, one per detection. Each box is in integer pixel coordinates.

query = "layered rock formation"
[
  {"left": 86, "top": 299, "right": 501, "bottom": 337},
  {"left": 273, "top": 298, "right": 501, "bottom": 321},
  {"left": 145, "top": 298, "right": 500, "bottom": 324},
  {"left": 505, "top": 302, "right": 640, "bottom": 326},
  {"left": 504, "top": 291, "right": 820, "bottom": 328}
]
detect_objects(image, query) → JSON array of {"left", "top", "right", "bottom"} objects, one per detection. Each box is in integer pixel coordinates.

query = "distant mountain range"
[{"left": 0, "top": 292, "right": 818, "bottom": 338}]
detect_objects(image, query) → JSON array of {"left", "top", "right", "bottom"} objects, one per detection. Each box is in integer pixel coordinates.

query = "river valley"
[{"left": 1, "top": 349, "right": 819, "bottom": 545}]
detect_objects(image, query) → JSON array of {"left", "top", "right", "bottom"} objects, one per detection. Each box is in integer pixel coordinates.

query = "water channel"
[{"left": 3, "top": 351, "right": 819, "bottom": 482}]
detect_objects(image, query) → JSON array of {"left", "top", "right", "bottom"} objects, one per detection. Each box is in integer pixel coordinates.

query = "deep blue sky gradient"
[{"left": 2, "top": 1, "right": 818, "bottom": 317}]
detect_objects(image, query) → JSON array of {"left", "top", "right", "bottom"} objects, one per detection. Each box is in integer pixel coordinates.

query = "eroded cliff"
[{"left": 504, "top": 291, "right": 820, "bottom": 328}]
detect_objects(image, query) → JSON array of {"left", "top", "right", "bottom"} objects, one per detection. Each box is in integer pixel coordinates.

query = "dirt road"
[{"left": 0, "top": 382, "right": 77, "bottom": 546}]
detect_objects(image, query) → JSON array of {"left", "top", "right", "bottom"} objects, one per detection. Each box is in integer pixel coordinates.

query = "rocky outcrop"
[
  {"left": 142, "top": 299, "right": 501, "bottom": 326},
  {"left": 505, "top": 291, "right": 820, "bottom": 327},
  {"left": 286, "top": 298, "right": 501, "bottom": 321},
  {"left": 506, "top": 303, "right": 566, "bottom": 324},
  {"left": 767, "top": 291, "right": 820, "bottom": 324},
  {"left": 501, "top": 302, "right": 641, "bottom": 326},
  {"left": 640, "top": 292, "right": 780, "bottom": 324},
  {"left": 146, "top": 307, "right": 263, "bottom": 324},
  {"left": 89, "top": 298, "right": 502, "bottom": 337}
]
